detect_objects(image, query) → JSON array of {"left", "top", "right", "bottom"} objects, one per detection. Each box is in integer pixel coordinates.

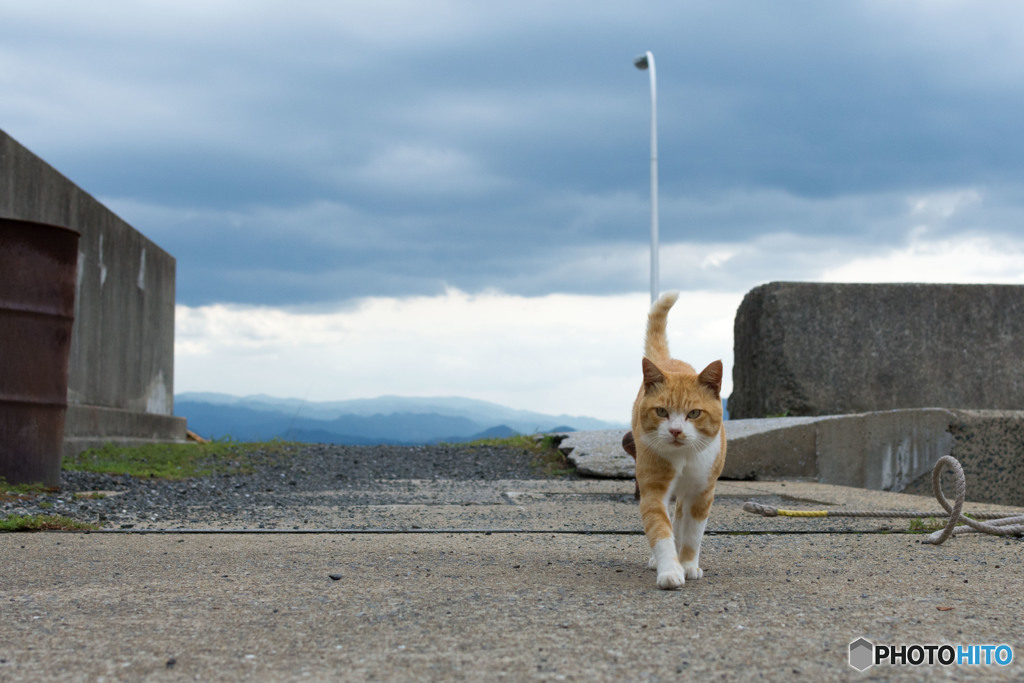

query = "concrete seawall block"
[
  {"left": 1, "top": 129, "right": 186, "bottom": 457},
  {"left": 729, "top": 281, "right": 1024, "bottom": 419}
]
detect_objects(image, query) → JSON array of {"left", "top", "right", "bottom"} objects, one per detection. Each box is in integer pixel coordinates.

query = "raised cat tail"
[{"left": 644, "top": 290, "right": 680, "bottom": 363}]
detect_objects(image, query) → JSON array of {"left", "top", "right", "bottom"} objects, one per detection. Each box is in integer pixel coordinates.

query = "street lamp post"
[{"left": 634, "top": 51, "right": 659, "bottom": 304}]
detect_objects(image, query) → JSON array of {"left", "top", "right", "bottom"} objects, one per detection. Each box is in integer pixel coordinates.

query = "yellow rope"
[{"left": 776, "top": 508, "right": 828, "bottom": 517}]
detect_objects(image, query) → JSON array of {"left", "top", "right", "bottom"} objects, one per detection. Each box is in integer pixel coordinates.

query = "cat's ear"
[
  {"left": 698, "top": 360, "right": 723, "bottom": 397},
  {"left": 642, "top": 357, "right": 665, "bottom": 393}
]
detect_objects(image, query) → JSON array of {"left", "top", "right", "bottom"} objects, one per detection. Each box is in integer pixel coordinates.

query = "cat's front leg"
[
  {"left": 639, "top": 488, "right": 685, "bottom": 590},
  {"left": 645, "top": 533, "right": 686, "bottom": 588},
  {"left": 652, "top": 537, "right": 685, "bottom": 589},
  {"left": 676, "top": 486, "right": 715, "bottom": 580}
]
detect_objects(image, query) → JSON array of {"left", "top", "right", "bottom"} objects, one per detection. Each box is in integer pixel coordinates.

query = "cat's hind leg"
[{"left": 672, "top": 497, "right": 685, "bottom": 558}]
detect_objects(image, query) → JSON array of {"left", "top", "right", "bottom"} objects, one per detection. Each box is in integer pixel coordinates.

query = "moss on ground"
[
  {"left": 0, "top": 514, "right": 98, "bottom": 532},
  {"left": 63, "top": 439, "right": 299, "bottom": 480}
]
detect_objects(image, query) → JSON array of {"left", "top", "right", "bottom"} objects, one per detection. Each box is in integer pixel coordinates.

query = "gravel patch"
[{"left": 2, "top": 443, "right": 579, "bottom": 529}]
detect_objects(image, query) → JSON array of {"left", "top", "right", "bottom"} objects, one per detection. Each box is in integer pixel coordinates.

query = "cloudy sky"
[{"left": 4, "top": 1, "right": 1024, "bottom": 423}]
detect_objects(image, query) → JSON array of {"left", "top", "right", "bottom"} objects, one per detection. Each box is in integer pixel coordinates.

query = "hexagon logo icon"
[{"left": 849, "top": 638, "right": 874, "bottom": 671}]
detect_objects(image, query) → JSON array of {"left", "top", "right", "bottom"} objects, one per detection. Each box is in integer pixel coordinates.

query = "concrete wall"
[
  {"left": 725, "top": 410, "right": 956, "bottom": 492},
  {"left": 729, "top": 281, "right": 1024, "bottom": 419},
  {"left": 0, "top": 129, "right": 185, "bottom": 455},
  {"left": 723, "top": 409, "right": 1024, "bottom": 507}
]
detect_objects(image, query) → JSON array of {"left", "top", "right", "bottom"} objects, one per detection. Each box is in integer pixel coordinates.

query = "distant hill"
[{"left": 175, "top": 393, "right": 627, "bottom": 445}]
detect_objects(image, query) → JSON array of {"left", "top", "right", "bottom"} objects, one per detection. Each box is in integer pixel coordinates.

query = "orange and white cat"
[{"left": 631, "top": 291, "right": 726, "bottom": 590}]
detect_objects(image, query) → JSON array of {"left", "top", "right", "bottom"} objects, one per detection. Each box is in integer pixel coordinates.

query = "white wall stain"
[
  {"left": 146, "top": 370, "right": 169, "bottom": 414},
  {"left": 98, "top": 233, "right": 108, "bottom": 287},
  {"left": 137, "top": 246, "right": 147, "bottom": 290}
]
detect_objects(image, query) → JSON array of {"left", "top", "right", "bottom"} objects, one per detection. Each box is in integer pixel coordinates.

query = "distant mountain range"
[{"left": 174, "top": 393, "right": 628, "bottom": 446}]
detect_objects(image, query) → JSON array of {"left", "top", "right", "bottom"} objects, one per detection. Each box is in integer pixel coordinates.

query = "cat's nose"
[{"left": 669, "top": 428, "right": 682, "bottom": 438}]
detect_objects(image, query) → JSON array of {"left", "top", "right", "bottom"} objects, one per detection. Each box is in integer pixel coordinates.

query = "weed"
[
  {"left": 457, "top": 434, "right": 541, "bottom": 449},
  {"left": 0, "top": 479, "right": 54, "bottom": 495},
  {"left": 0, "top": 514, "right": 98, "bottom": 532},
  {"left": 452, "top": 434, "right": 576, "bottom": 476},
  {"left": 909, "top": 517, "right": 945, "bottom": 532},
  {"left": 530, "top": 448, "right": 576, "bottom": 477},
  {"left": 0, "top": 479, "right": 56, "bottom": 503}
]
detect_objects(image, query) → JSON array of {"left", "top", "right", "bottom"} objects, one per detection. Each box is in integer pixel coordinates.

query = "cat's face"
[{"left": 636, "top": 358, "right": 723, "bottom": 453}]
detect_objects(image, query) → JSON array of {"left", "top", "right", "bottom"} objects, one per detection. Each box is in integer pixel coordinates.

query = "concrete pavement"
[{"left": 2, "top": 448, "right": 1024, "bottom": 680}]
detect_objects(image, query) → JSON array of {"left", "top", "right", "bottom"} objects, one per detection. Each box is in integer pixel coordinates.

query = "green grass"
[
  {"left": 908, "top": 514, "right": 973, "bottom": 533},
  {"left": 0, "top": 514, "right": 98, "bottom": 532},
  {"left": 0, "top": 479, "right": 57, "bottom": 504},
  {"left": 0, "top": 479, "right": 54, "bottom": 495},
  {"left": 458, "top": 434, "right": 576, "bottom": 476},
  {"left": 63, "top": 439, "right": 299, "bottom": 480},
  {"left": 909, "top": 517, "right": 945, "bottom": 532},
  {"left": 459, "top": 434, "right": 551, "bottom": 450}
]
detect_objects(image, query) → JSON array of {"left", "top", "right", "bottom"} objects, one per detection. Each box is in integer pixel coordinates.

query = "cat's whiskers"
[{"left": 643, "top": 427, "right": 715, "bottom": 462}]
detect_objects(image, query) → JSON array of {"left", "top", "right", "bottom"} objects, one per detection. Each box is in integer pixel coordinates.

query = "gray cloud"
[{"left": 4, "top": 1, "right": 1024, "bottom": 306}]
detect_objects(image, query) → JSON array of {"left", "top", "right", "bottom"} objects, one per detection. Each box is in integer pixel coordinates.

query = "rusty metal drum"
[{"left": 0, "top": 218, "right": 80, "bottom": 487}]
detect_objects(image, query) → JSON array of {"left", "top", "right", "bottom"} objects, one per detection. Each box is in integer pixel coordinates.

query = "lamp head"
[{"left": 633, "top": 54, "right": 649, "bottom": 70}]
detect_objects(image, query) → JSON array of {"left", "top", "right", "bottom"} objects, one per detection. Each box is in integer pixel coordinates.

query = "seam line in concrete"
[{"left": 44, "top": 527, "right": 926, "bottom": 536}]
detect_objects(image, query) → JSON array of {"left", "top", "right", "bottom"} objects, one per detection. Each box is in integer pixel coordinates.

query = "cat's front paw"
[
  {"left": 647, "top": 554, "right": 658, "bottom": 571},
  {"left": 656, "top": 564, "right": 686, "bottom": 590},
  {"left": 650, "top": 537, "right": 684, "bottom": 588},
  {"left": 682, "top": 564, "right": 703, "bottom": 580}
]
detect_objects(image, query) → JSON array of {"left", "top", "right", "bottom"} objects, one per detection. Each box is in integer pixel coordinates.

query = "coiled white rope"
[
  {"left": 923, "top": 455, "right": 1024, "bottom": 544},
  {"left": 742, "top": 455, "right": 1024, "bottom": 545}
]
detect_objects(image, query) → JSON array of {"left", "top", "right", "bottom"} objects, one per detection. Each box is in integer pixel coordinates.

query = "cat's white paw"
[
  {"left": 651, "top": 537, "right": 684, "bottom": 588},
  {"left": 656, "top": 564, "right": 686, "bottom": 590},
  {"left": 683, "top": 564, "right": 703, "bottom": 580},
  {"left": 647, "top": 554, "right": 658, "bottom": 570}
]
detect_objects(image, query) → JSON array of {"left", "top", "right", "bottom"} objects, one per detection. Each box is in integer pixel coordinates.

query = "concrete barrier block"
[
  {"left": 902, "top": 410, "right": 1024, "bottom": 507},
  {"left": 1, "top": 128, "right": 186, "bottom": 457},
  {"left": 729, "top": 281, "right": 1024, "bottom": 419}
]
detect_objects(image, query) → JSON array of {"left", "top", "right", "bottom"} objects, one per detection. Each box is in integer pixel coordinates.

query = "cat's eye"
[
  {"left": 655, "top": 407, "right": 669, "bottom": 418},
  {"left": 687, "top": 409, "right": 702, "bottom": 420}
]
